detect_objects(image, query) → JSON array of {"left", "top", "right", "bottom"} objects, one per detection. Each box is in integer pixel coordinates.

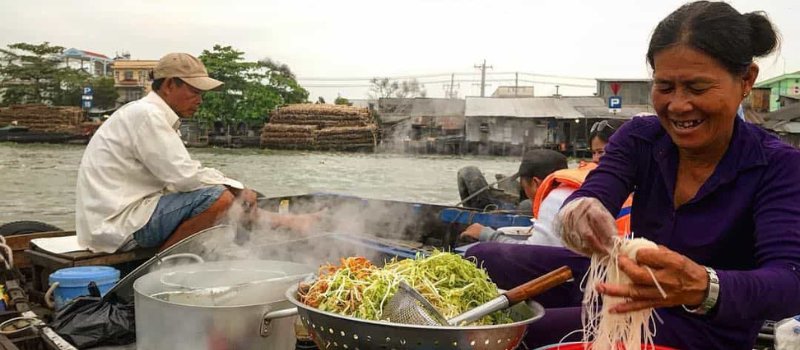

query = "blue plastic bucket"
[{"left": 49, "top": 266, "right": 120, "bottom": 310}]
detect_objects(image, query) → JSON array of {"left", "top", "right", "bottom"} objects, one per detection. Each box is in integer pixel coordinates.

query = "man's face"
[
  {"left": 520, "top": 177, "right": 540, "bottom": 201},
  {"left": 161, "top": 78, "right": 204, "bottom": 118}
]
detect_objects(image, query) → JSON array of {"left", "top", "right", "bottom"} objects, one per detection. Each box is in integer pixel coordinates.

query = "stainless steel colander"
[{"left": 285, "top": 284, "right": 545, "bottom": 350}]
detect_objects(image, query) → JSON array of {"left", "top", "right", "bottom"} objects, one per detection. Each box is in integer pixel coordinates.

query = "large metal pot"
[{"left": 133, "top": 259, "right": 314, "bottom": 350}]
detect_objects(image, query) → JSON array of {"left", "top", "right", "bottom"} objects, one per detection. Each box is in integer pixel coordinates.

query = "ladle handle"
[{"left": 504, "top": 265, "right": 572, "bottom": 304}]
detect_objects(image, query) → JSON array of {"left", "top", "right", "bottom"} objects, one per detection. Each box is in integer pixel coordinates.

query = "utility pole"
[
  {"left": 474, "top": 59, "right": 493, "bottom": 97},
  {"left": 443, "top": 73, "right": 459, "bottom": 99}
]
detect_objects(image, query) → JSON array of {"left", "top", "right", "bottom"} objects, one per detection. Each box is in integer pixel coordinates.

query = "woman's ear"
[{"left": 742, "top": 63, "right": 759, "bottom": 96}]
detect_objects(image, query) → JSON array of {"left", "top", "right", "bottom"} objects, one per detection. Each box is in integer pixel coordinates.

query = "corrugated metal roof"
[
  {"left": 755, "top": 71, "right": 800, "bottom": 88},
  {"left": 379, "top": 98, "right": 465, "bottom": 117},
  {"left": 562, "top": 96, "right": 654, "bottom": 118},
  {"left": 768, "top": 121, "right": 800, "bottom": 134},
  {"left": 765, "top": 103, "right": 800, "bottom": 123},
  {"left": 464, "top": 97, "right": 583, "bottom": 119}
]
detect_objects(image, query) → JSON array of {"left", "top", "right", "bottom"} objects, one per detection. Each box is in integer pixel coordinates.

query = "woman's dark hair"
[
  {"left": 647, "top": 1, "right": 779, "bottom": 76},
  {"left": 589, "top": 119, "right": 625, "bottom": 145},
  {"left": 518, "top": 149, "right": 568, "bottom": 181}
]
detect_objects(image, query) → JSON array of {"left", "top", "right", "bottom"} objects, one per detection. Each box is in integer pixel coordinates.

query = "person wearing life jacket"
[
  {"left": 459, "top": 149, "right": 568, "bottom": 244},
  {"left": 461, "top": 119, "right": 631, "bottom": 245}
]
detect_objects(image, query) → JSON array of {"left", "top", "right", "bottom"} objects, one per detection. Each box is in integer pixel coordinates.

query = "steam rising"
[{"left": 184, "top": 195, "right": 429, "bottom": 269}]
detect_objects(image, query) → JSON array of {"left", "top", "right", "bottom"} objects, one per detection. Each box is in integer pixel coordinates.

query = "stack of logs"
[
  {"left": 0, "top": 104, "right": 85, "bottom": 133},
  {"left": 261, "top": 104, "right": 377, "bottom": 151}
]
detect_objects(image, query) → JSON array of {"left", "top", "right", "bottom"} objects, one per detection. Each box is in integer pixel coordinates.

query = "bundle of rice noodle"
[{"left": 582, "top": 237, "right": 660, "bottom": 350}]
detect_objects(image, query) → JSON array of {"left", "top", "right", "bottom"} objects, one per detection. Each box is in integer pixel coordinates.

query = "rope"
[
  {"left": 0, "top": 316, "right": 37, "bottom": 335},
  {"left": 0, "top": 236, "right": 13, "bottom": 270}
]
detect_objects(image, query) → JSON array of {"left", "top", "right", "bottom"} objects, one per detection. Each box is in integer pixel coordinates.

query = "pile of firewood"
[
  {"left": 0, "top": 104, "right": 85, "bottom": 133},
  {"left": 261, "top": 104, "right": 377, "bottom": 151}
]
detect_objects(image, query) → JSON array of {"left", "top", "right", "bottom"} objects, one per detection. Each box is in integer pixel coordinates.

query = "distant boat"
[{"left": 0, "top": 124, "right": 85, "bottom": 144}]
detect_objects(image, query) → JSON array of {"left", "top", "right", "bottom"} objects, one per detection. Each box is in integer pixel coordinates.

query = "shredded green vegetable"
[{"left": 299, "top": 251, "right": 514, "bottom": 325}]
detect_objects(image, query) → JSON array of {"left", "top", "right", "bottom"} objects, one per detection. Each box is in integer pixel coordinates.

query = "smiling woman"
[{"left": 543, "top": 1, "right": 800, "bottom": 350}]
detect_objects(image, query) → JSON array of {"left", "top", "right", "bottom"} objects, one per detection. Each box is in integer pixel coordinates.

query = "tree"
[
  {"left": 368, "top": 77, "right": 426, "bottom": 99},
  {"left": 259, "top": 58, "right": 308, "bottom": 105},
  {"left": 334, "top": 96, "right": 352, "bottom": 106},
  {"left": 396, "top": 78, "right": 427, "bottom": 98},
  {"left": 0, "top": 42, "right": 65, "bottom": 105},
  {"left": 0, "top": 42, "right": 118, "bottom": 108},
  {"left": 196, "top": 45, "right": 309, "bottom": 128},
  {"left": 368, "top": 77, "right": 399, "bottom": 99},
  {"left": 88, "top": 76, "right": 119, "bottom": 109}
]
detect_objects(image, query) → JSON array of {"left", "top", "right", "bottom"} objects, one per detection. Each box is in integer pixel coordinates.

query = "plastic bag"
[
  {"left": 49, "top": 282, "right": 135, "bottom": 348},
  {"left": 775, "top": 316, "right": 800, "bottom": 350}
]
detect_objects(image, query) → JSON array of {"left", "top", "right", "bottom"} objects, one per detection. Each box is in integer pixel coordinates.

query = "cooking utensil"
[
  {"left": 384, "top": 265, "right": 572, "bottom": 326},
  {"left": 134, "top": 259, "right": 315, "bottom": 350},
  {"left": 287, "top": 284, "right": 544, "bottom": 350}
]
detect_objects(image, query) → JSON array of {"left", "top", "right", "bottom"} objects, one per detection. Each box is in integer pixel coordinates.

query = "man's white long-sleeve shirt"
[{"left": 76, "top": 92, "right": 242, "bottom": 253}]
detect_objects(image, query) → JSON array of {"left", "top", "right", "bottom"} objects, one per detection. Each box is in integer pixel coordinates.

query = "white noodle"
[{"left": 582, "top": 237, "right": 658, "bottom": 350}]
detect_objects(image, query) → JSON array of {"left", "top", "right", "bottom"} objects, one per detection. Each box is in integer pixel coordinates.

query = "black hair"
[
  {"left": 589, "top": 119, "right": 625, "bottom": 145},
  {"left": 518, "top": 149, "right": 568, "bottom": 181},
  {"left": 150, "top": 74, "right": 184, "bottom": 92},
  {"left": 646, "top": 1, "right": 779, "bottom": 76}
]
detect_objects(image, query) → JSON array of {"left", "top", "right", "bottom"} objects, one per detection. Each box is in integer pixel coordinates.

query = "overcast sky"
[{"left": 2, "top": 0, "right": 798, "bottom": 101}]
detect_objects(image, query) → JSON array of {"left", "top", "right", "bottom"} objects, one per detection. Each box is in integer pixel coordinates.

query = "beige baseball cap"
[{"left": 153, "top": 53, "right": 223, "bottom": 91}]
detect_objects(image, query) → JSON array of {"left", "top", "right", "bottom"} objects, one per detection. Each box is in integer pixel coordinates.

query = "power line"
[
  {"left": 297, "top": 71, "right": 597, "bottom": 82},
  {"left": 303, "top": 79, "right": 595, "bottom": 89}
]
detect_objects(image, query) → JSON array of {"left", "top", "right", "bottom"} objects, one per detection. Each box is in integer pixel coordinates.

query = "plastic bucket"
[
  {"left": 534, "top": 343, "right": 676, "bottom": 350},
  {"left": 48, "top": 266, "right": 120, "bottom": 310}
]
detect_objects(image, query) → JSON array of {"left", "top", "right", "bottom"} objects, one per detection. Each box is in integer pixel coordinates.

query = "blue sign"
[
  {"left": 82, "top": 100, "right": 93, "bottom": 109},
  {"left": 83, "top": 87, "right": 94, "bottom": 95},
  {"left": 608, "top": 96, "right": 622, "bottom": 109}
]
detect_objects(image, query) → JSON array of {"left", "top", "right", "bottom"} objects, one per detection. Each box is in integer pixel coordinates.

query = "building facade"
[
  {"left": 377, "top": 98, "right": 466, "bottom": 153},
  {"left": 61, "top": 48, "right": 114, "bottom": 77},
  {"left": 111, "top": 60, "right": 158, "bottom": 105},
  {"left": 755, "top": 71, "right": 800, "bottom": 111}
]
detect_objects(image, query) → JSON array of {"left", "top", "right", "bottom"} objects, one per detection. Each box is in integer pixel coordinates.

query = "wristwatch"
[{"left": 683, "top": 266, "right": 720, "bottom": 315}]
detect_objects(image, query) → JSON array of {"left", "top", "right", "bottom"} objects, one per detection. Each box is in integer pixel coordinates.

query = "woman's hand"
[
  {"left": 597, "top": 245, "right": 709, "bottom": 313},
  {"left": 557, "top": 197, "right": 618, "bottom": 256}
]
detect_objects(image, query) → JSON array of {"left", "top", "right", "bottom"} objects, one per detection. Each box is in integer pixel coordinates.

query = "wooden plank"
[
  {"left": 6, "top": 231, "right": 75, "bottom": 269},
  {"left": 24, "top": 249, "right": 74, "bottom": 270},
  {"left": 0, "top": 335, "right": 19, "bottom": 350},
  {"left": 5, "top": 231, "right": 75, "bottom": 251}
]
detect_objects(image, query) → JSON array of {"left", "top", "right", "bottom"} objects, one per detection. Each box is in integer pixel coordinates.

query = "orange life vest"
[{"left": 532, "top": 162, "right": 632, "bottom": 236}]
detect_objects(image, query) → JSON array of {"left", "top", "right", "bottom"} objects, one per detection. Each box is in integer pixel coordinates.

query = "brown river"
[{"left": 0, "top": 143, "right": 526, "bottom": 230}]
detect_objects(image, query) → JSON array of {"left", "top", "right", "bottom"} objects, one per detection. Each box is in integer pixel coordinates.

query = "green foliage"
[
  {"left": 334, "top": 96, "right": 352, "bottom": 106},
  {"left": 0, "top": 42, "right": 118, "bottom": 109},
  {"left": 0, "top": 42, "right": 66, "bottom": 105},
  {"left": 196, "top": 45, "right": 309, "bottom": 127},
  {"left": 89, "top": 76, "right": 119, "bottom": 109}
]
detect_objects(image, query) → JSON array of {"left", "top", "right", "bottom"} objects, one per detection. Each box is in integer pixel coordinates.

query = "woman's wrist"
[{"left": 682, "top": 266, "right": 719, "bottom": 315}]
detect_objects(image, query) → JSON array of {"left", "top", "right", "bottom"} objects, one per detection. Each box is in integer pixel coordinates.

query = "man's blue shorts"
[{"left": 132, "top": 185, "right": 226, "bottom": 248}]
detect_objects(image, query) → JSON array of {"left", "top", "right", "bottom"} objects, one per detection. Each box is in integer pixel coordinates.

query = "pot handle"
[
  {"left": 261, "top": 307, "right": 299, "bottom": 337},
  {"left": 159, "top": 253, "right": 204, "bottom": 265}
]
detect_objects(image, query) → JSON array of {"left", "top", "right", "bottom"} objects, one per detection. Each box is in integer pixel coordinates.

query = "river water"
[{"left": 0, "top": 143, "right": 524, "bottom": 230}]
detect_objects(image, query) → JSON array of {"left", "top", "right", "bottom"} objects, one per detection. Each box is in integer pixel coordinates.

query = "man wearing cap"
[{"left": 75, "top": 53, "right": 310, "bottom": 253}]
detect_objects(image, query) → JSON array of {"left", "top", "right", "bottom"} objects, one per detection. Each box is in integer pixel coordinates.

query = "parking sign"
[{"left": 608, "top": 96, "right": 622, "bottom": 113}]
